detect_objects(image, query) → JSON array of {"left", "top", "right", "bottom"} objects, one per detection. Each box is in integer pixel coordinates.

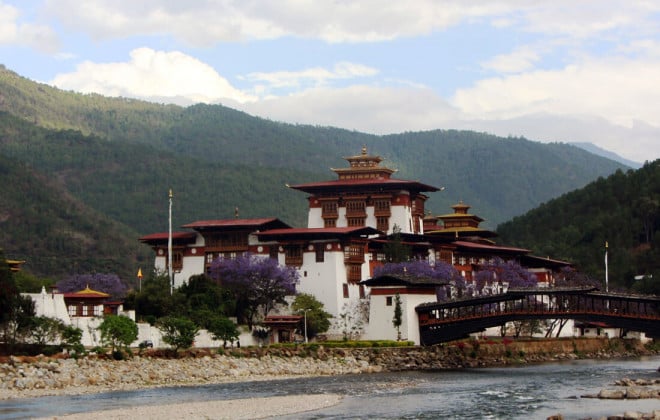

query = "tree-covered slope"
[
  {"left": 0, "top": 112, "right": 312, "bottom": 233},
  {"left": 497, "top": 161, "right": 660, "bottom": 289},
  {"left": 0, "top": 66, "right": 629, "bottom": 226},
  {"left": 0, "top": 152, "right": 150, "bottom": 281}
]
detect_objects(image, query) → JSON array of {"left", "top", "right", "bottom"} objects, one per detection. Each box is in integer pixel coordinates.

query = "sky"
[{"left": 1, "top": 1, "right": 659, "bottom": 164}]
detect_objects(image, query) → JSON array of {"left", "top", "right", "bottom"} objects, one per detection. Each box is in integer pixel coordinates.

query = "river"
[{"left": 1, "top": 357, "right": 658, "bottom": 419}]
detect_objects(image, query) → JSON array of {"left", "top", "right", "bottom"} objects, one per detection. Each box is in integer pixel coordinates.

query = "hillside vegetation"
[
  {"left": 0, "top": 65, "right": 633, "bottom": 282},
  {"left": 0, "top": 153, "right": 150, "bottom": 282},
  {"left": 497, "top": 161, "right": 660, "bottom": 290}
]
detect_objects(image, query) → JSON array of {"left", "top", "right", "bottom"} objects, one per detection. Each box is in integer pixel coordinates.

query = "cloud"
[
  {"left": 38, "top": 1, "right": 660, "bottom": 46},
  {"left": 50, "top": 48, "right": 256, "bottom": 104},
  {"left": 238, "top": 84, "right": 460, "bottom": 133},
  {"left": 480, "top": 46, "right": 540, "bottom": 73},
  {"left": 452, "top": 55, "right": 660, "bottom": 130},
  {"left": 0, "top": 1, "right": 58, "bottom": 52},
  {"left": 41, "top": 0, "right": 511, "bottom": 44},
  {"left": 242, "top": 62, "right": 379, "bottom": 94}
]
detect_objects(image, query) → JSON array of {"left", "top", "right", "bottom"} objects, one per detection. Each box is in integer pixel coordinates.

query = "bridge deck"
[{"left": 415, "top": 287, "right": 660, "bottom": 345}]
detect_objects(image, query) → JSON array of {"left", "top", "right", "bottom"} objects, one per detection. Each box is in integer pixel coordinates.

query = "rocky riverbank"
[{"left": 0, "top": 337, "right": 656, "bottom": 400}]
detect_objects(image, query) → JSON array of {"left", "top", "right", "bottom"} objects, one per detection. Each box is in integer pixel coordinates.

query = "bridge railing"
[{"left": 417, "top": 290, "right": 660, "bottom": 327}]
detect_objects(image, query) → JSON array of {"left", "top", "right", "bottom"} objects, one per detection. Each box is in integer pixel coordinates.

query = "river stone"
[{"left": 598, "top": 389, "right": 625, "bottom": 399}]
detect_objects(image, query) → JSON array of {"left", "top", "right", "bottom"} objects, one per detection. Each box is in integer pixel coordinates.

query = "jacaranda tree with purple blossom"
[
  {"left": 373, "top": 259, "right": 464, "bottom": 301},
  {"left": 474, "top": 257, "right": 537, "bottom": 294},
  {"left": 209, "top": 254, "right": 299, "bottom": 329},
  {"left": 56, "top": 273, "right": 128, "bottom": 299}
]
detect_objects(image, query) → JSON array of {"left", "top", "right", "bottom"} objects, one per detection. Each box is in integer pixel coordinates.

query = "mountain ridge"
[{"left": 0, "top": 65, "right": 632, "bottom": 281}]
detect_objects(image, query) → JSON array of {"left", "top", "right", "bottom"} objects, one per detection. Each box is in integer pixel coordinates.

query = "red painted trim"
[{"left": 370, "top": 287, "right": 437, "bottom": 295}]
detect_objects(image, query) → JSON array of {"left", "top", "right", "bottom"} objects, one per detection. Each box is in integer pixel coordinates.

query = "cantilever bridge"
[{"left": 416, "top": 287, "right": 660, "bottom": 346}]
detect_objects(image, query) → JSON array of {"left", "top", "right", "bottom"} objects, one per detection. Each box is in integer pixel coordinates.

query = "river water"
[{"left": 1, "top": 357, "right": 659, "bottom": 419}]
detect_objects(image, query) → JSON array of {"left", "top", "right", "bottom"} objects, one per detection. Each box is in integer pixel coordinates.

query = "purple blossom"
[
  {"left": 476, "top": 257, "right": 537, "bottom": 289},
  {"left": 209, "top": 253, "right": 299, "bottom": 328},
  {"left": 56, "top": 273, "right": 128, "bottom": 299},
  {"left": 374, "top": 259, "right": 460, "bottom": 283}
]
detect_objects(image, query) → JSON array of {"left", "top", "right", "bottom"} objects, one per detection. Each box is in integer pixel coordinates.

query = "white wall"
[
  {"left": 25, "top": 287, "right": 70, "bottom": 324},
  {"left": 297, "top": 247, "right": 346, "bottom": 317},
  {"left": 175, "top": 255, "right": 205, "bottom": 287},
  {"left": 390, "top": 204, "right": 412, "bottom": 234},
  {"left": 363, "top": 289, "right": 437, "bottom": 345},
  {"left": 307, "top": 207, "right": 323, "bottom": 228}
]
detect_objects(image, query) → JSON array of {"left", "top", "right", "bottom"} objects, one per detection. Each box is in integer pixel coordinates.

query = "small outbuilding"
[{"left": 361, "top": 274, "right": 448, "bottom": 345}]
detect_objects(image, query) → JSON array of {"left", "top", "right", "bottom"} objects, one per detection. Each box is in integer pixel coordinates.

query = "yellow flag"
[{"left": 137, "top": 268, "right": 143, "bottom": 279}]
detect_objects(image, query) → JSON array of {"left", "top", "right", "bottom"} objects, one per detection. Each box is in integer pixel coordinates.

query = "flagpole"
[
  {"left": 604, "top": 241, "right": 609, "bottom": 293},
  {"left": 168, "top": 188, "right": 173, "bottom": 296}
]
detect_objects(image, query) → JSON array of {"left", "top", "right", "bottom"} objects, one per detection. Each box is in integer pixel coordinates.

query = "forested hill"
[
  {"left": 497, "top": 161, "right": 660, "bottom": 291},
  {"left": 0, "top": 153, "right": 150, "bottom": 281},
  {"left": 0, "top": 66, "right": 629, "bottom": 226},
  {"left": 0, "top": 65, "right": 633, "bottom": 280}
]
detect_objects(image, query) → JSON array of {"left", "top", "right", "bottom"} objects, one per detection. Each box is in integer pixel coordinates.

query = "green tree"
[
  {"left": 291, "top": 293, "right": 332, "bottom": 340},
  {"left": 158, "top": 316, "right": 199, "bottom": 353},
  {"left": 0, "top": 253, "right": 36, "bottom": 349},
  {"left": 207, "top": 315, "right": 240, "bottom": 348},
  {"left": 61, "top": 325, "right": 84, "bottom": 355},
  {"left": 30, "top": 316, "right": 66, "bottom": 346},
  {"left": 125, "top": 273, "right": 187, "bottom": 323},
  {"left": 178, "top": 274, "right": 235, "bottom": 326},
  {"left": 98, "top": 315, "right": 138, "bottom": 355},
  {"left": 13, "top": 271, "right": 55, "bottom": 293},
  {"left": 392, "top": 293, "right": 403, "bottom": 341},
  {"left": 383, "top": 225, "right": 411, "bottom": 263}
]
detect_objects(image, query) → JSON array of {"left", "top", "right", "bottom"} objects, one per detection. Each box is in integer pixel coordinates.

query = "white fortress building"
[{"left": 139, "top": 148, "right": 569, "bottom": 343}]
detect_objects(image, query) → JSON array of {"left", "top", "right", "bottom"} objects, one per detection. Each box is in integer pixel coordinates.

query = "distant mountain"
[
  {"left": 497, "top": 161, "right": 660, "bottom": 290},
  {"left": 570, "top": 142, "right": 642, "bottom": 169},
  {"left": 0, "top": 65, "right": 633, "bottom": 279}
]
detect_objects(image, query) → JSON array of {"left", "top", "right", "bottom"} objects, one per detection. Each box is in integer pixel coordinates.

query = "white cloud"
[
  {"left": 50, "top": 48, "right": 256, "bottom": 104},
  {"left": 516, "top": 1, "right": 660, "bottom": 39},
  {"left": 239, "top": 84, "right": 460, "bottom": 133},
  {"left": 481, "top": 46, "right": 540, "bottom": 73},
  {"left": 38, "top": 1, "right": 660, "bottom": 46},
  {"left": 41, "top": 0, "right": 512, "bottom": 44},
  {"left": 0, "top": 1, "right": 58, "bottom": 52},
  {"left": 452, "top": 56, "right": 660, "bottom": 130},
  {"left": 243, "top": 62, "right": 378, "bottom": 93}
]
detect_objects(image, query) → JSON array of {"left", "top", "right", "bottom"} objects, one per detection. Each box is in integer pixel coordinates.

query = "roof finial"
[
  {"left": 361, "top": 145, "right": 367, "bottom": 155},
  {"left": 235, "top": 207, "right": 239, "bottom": 218}
]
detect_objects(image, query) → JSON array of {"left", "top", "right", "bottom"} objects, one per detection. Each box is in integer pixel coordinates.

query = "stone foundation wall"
[{"left": 0, "top": 338, "right": 653, "bottom": 398}]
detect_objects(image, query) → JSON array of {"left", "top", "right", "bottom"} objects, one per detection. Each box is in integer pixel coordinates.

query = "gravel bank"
[
  {"left": 33, "top": 394, "right": 343, "bottom": 420},
  {"left": 0, "top": 352, "right": 376, "bottom": 400}
]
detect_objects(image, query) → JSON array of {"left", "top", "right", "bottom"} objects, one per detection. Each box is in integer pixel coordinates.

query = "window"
[
  {"left": 324, "top": 218, "right": 336, "bottom": 228},
  {"left": 346, "top": 264, "right": 362, "bottom": 283},
  {"left": 315, "top": 245, "right": 325, "bottom": 262},
  {"left": 347, "top": 217, "right": 365, "bottom": 227},
  {"left": 285, "top": 245, "right": 303, "bottom": 266},
  {"left": 373, "top": 199, "right": 391, "bottom": 214},
  {"left": 376, "top": 216, "right": 389, "bottom": 232},
  {"left": 359, "top": 285, "right": 366, "bottom": 299},
  {"left": 345, "top": 200, "right": 366, "bottom": 216},
  {"left": 386, "top": 296, "right": 393, "bottom": 306},
  {"left": 345, "top": 244, "right": 364, "bottom": 262},
  {"left": 322, "top": 201, "right": 338, "bottom": 216},
  {"left": 167, "top": 250, "right": 183, "bottom": 271},
  {"left": 269, "top": 246, "right": 279, "bottom": 260},
  {"left": 343, "top": 283, "right": 349, "bottom": 298}
]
